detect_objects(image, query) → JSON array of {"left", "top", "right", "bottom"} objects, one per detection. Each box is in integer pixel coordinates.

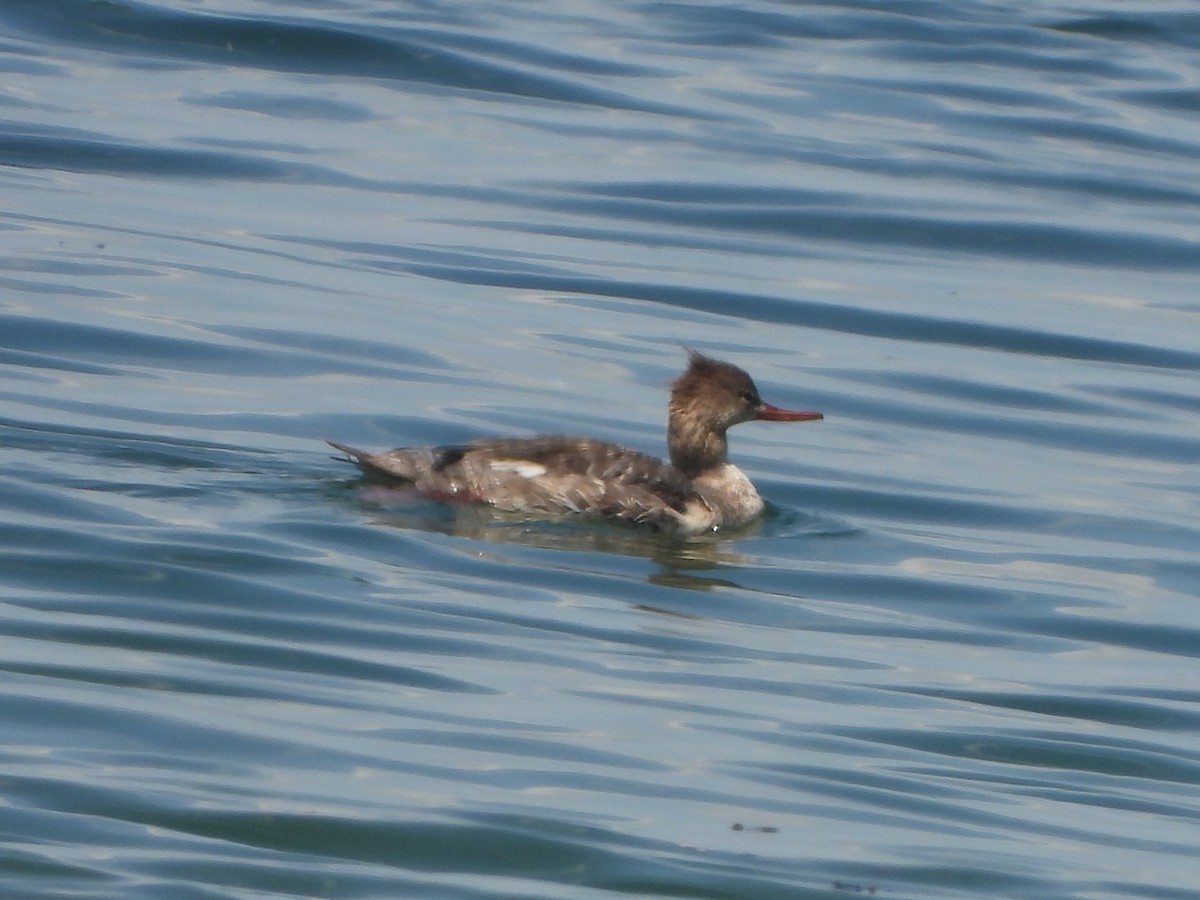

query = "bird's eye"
[{"left": 739, "top": 390, "right": 757, "bottom": 404}]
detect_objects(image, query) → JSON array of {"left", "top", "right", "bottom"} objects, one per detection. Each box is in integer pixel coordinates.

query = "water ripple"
[{"left": 2, "top": 0, "right": 1198, "bottom": 897}]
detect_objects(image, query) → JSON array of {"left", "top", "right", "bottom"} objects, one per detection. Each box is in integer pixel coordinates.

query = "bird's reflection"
[{"left": 345, "top": 483, "right": 757, "bottom": 591}]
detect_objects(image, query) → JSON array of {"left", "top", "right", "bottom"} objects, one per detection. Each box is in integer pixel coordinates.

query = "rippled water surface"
[{"left": 2, "top": 1, "right": 1199, "bottom": 898}]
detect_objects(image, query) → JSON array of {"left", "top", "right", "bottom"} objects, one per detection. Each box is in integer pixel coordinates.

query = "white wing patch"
[{"left": 489, "top": 459, "right": 548, "bottom": 479}]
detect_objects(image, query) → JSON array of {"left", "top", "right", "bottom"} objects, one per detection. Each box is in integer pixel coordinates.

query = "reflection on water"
[{"left": 346, "top": 481, "right": 759, "bottom": 584}]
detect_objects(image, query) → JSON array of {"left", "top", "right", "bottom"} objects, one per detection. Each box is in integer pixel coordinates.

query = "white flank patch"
[
  {"left": 676, "top": 499, "right": 717, "bottom": 534},
  {"left": 489, "top": 460, "right": 548, "bottom": 479}
]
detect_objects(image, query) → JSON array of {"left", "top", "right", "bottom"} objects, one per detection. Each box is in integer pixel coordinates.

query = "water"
[{"left": 2, "top": 1, "right": 1199, "bottom": 897}]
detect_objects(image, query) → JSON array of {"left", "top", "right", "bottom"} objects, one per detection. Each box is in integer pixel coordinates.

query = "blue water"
[{"left": 2, "top": 1, "right": 1199, "bottom": 897}]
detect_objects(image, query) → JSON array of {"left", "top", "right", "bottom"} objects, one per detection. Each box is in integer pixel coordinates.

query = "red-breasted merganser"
[{"left": 328, "top": 351, "right": 822, "bottom": 534}]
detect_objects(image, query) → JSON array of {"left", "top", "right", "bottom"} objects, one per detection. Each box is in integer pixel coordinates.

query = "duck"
[{"left": 328, "top": 350, "right": 822, "bottom": 534}]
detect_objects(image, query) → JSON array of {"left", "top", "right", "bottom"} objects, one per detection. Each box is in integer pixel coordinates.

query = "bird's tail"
[
  {"left": 326, "top": 439, "right": 367, "bottom": 461},
  {"left": 327, "top": 439, "right": 427, "bottom": 485}
]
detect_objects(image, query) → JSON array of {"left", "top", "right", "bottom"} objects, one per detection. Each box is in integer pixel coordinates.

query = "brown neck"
[{"left": 668, "top": 409, "right": 728, "bottom": 477}]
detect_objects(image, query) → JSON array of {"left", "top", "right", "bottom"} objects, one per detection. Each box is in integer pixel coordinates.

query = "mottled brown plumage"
[{"left": 328, "top": 351, "right": 822, "bottom": 534}]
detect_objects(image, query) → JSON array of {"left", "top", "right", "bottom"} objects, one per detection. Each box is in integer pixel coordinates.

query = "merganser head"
[{"left": 667, "top": 350, "right": 822, "bottom": 475}]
